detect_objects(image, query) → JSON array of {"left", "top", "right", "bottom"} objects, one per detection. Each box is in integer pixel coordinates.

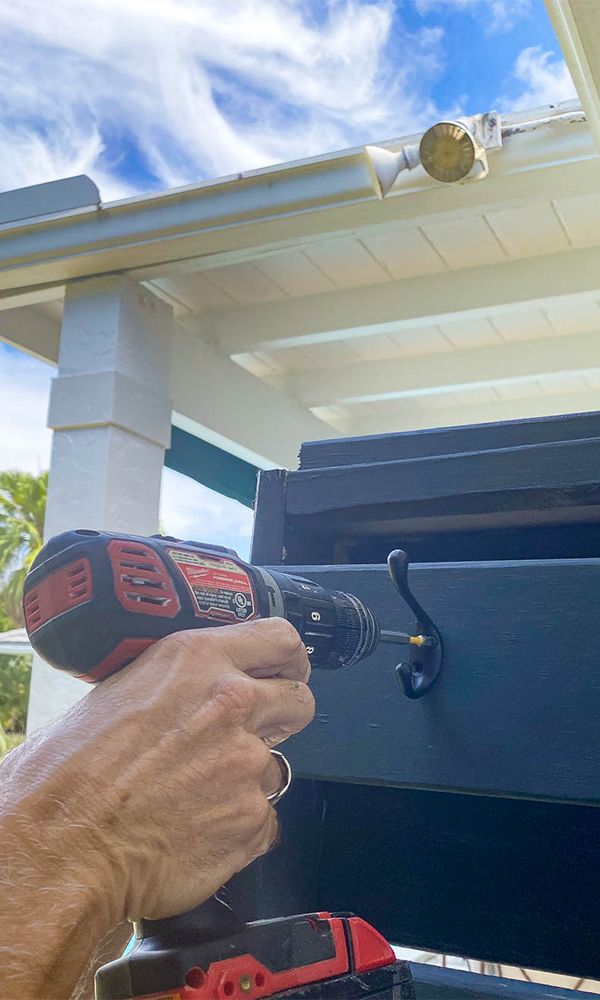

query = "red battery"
[{"left": 95, "top": 912, "right": 414, "bottom": 1000}]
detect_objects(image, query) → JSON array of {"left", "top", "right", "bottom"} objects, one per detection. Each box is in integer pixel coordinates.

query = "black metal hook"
[{"left": 386, "top": 549, "right": 443, "bottom": 700}]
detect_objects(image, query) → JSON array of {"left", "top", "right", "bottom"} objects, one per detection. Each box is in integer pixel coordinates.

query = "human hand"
[{"left": 1, "top": 618, "right": 313, "bottom": 929}]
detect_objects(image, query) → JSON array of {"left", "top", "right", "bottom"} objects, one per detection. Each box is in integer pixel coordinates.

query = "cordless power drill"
[{"left": 24, "top": 529, "right": 424, "bottom": 1000}]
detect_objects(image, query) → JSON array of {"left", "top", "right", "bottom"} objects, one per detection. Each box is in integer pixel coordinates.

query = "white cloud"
[
  {"left": 497, "top": 46, "right": 577, "bottom": 112},
  {"left": 0, "top": 0, "right": 447, "bottom": 200},
  {"left": 160, "top": 468, "right": 252, "bottom": 560},
  {"left": 0, "top": 346, "right": 53, "bottom": 473},
  {"left": 414, "top": 0, "right": 532, "bottom": 34},
  {"left": 0, "top": 345, "right": 253, "bottom": 557}
]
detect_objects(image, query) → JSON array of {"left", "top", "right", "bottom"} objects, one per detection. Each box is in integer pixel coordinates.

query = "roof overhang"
[{"left": 2, "top": 98, "right": 600, "bottom": 467}]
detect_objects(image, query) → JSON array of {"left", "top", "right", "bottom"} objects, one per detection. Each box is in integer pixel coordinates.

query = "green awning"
[{"left": 165, "top": 426, "right": 258, "bottom": 509}]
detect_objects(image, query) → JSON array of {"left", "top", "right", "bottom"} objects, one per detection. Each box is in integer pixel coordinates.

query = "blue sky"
[
  {"left": 0, "top": 0, "right": 577, "bottom": 555},
  {"left": 0, "top": 0, "right": 575, "bottom": 200}
]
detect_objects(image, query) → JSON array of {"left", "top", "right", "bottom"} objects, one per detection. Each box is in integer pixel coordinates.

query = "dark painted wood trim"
[
  {"left": 250, "top": 468, "right": 287, "bottom": 565},
  {"left": 287, "top": 439, "right": 600, "bottom": 516},
  {"left": 410, "top": 964, "right": 589, "bottom": 999},
  {"left": 300, "top": 412, "right": 600, "bottom": 470}
]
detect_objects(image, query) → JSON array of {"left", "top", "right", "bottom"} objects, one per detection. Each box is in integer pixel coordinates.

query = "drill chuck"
[{"left": 23, "top": 530, "right": 380, "bottom": 680}]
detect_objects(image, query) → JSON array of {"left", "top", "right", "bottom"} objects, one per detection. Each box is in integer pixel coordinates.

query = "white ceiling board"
[
  {"left": 282, "top": 329, "right": 600, "bottom": 408},
  {"left": 454, "top": 385, "right": 500, "bottom": 405},
  {"left": 389, "top": 325, "right": 454, "bottom": 356},
  {"left": 160, "top": 273, "right": 238, "bottom": 312},
  {"left": 485, "top": 202, "right": 572, "bottom": 258},
  {"left": 211, "top": 246, "right": 600, "bottom": 354},
  {"left": 583, "top": 370, "right": 600, "bottom": 388},
  {"left": 303, "top": 237, "right": 389, "bottom": 287},
  {"left": 422, "top": 216, "right": 508, "bottom": 269},
  {"left": 347, "top": 333, "right": 401, "bottom": 361},
  {"left": 492, "top": 308, "right": 555, "bottom": 341},
  {"left": 254, "top": 250, "right": 336, "bottom": 297},
  {"left": 230, "top": 353, "right": 277, "bottom": 379},
  {"left": 409, "top": 392, "right": 462, "bottom": 412},
  {"left": 494, "top": 379, "right": 546, "bottom": 401},
  {"left": 544, "top": 294, "right": 600, "bottom": 334},
  {"left": 537, "top": 371, "right": 592, "bottom": 394},
  {"left": 361, "top": 228, "right": 447, "bottom": 280},
  {"left": 345, "top": 388, "right": 600, "bottom": 437},
  {"left": 439, "top": 316, "right": 502, "bottom": 349},
  {"left": 553, "top": 191, "right": 600, "bottom": 248},
  {"left": 294, "top": 339, "right": 361, "bottom": 368},
  {"left": 204, "top": 263, "right": 287, "bottom": 305}
]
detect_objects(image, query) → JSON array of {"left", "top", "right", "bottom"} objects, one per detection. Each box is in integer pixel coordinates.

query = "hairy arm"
[
  {"left": 0, "top": 619, "right": 313, "bottom": 999},
  {"left": 0, "top": 745, "right": 122, "bottom": 997}
]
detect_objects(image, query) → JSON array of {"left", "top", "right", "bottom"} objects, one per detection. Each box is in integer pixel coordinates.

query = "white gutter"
[{"left": 0, "top": 101, "right": 594, "bottom": 298}]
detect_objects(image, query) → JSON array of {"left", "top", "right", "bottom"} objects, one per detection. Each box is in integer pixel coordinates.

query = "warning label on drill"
[{"left": 167, "top": 549, "right": 256, "bottom": 623}]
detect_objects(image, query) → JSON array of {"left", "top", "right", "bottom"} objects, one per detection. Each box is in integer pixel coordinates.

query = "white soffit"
[{"left": 2, "top": 100, "right": 600, "bottom": 442}]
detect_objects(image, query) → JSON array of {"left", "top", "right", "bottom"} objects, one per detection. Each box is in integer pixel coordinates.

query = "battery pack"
[{"left": 95, "top": 912, "right": 415, "bottom": 1000}]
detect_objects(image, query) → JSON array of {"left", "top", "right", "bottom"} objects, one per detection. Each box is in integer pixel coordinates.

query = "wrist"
[
  {"left": 0, "top": 739, "right": 126, "bottom": 999},
  {"left": 0, "top": 808, "right": 122, "bottom": 999}
]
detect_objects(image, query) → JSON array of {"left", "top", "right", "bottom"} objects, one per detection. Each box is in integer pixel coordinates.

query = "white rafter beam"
[
  {"left": 546, "top": 1, "right": 600, "bottom": 152},
  {"left": 344, "top": 390, "right": 600, "bottom": 438},
  {"left": 212, "top": 246, "right": 600, "bottom": 354},
  {"left": 0, "top": 306, "right": 60, "bottom": 363},
  {"left": 281, "top": 329, "right": 600, "bottom": 407},
  {"left": 170, "top": 326, "right": 334, "bottom": 470}
]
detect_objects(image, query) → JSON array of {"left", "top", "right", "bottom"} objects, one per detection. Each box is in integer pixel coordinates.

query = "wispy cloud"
[
  {"left": 497, "top": 45, "right": 577, "bottom": 112},
  {"left": 0, "top": 0, "right": 447, "bottom": 200},
  {"left": 414, "top": 0, "right": 532, "bottom": 34},
  {"left": 161, "top": 468, "right": 252, "bottom": 559},
  {"left": 0, "top": 346, "right": 53, "bottom": 473}
]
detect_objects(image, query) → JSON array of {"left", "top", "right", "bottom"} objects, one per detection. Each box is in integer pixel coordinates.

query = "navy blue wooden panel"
[
  {"left": 276, "top": 560, "right": 600, "bottom": 803},
  {"left": 230, "top": 782, "right": 600, "bottom": 980},
  {"left": 299, "top": 411, "right": 600, "bottom": 470},
  {"left": 410, "top": 965, "right": 595, "bottom": 1000},
  {"left": 251, "top": 469, "right": 287, "bottom": 565},
  {"left": 287, "top": 439, "right": 600, "bottom": 517}
]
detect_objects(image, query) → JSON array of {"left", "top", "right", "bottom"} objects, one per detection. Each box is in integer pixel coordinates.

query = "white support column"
[{"left": 27, "top": 276, "right": 173, "bottom": 732}]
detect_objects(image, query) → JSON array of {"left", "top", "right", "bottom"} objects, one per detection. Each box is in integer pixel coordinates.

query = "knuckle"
[
  {"left": 210, "top": 672, "right": 257, "bottom": 723},
  {"left": 237, "top": 792, "right": 272, "bottom": 837},
  {"left": 283, "top": 682, "right": 315, "bottom": 732},
  {"left": 264, "top": 617, "right": 304, "bottom": 657},
  {"left": 161, "top": 628, "right": 216, "bottom": 660},
  {"left": 296, "top": 684, "right": 316, "bottom": 726},
  {"left": 235, "top": 737, "right": 270, "bottom": 778}
]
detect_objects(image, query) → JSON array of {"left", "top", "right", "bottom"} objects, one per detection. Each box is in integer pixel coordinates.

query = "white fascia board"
[
  {"left": 0, "top": 107, "right": 595, "bottom": 296},
  {"left": 546, "top": 2, "right": 600, "bottom": 152},
  {"left": 212, "top": 246, "right": 600, "bottom": 353},
  {"left": 0, "top": 306, "right": 60, "bottom": 364},
  {"left": 283, "top": 329, "right": 600, "bottom": 407},
  {"left": 170, "top": 325, "right": 333, "bottom": 470}
]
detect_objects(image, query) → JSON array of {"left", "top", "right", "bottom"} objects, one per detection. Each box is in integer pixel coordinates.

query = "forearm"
[
  {"left": 0, "top": 730, "right": 123, "bottom": 1000},
  {"left": 0, "top": 809, "right": 120, "bottom": 1000}
]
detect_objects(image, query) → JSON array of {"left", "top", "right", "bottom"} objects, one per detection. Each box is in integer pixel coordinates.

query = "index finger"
[{"left": 204, "top": 617, "right": 311, "bottom": 682}]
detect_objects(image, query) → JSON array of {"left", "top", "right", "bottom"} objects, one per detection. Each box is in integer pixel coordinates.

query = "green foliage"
[
  {"left": 0, "top": 654, "right": 32, "bottom": 733},
  {"left": 0, "top": 469, "right": 46, "bottom": 742},
  {"left": 0, "top": 720, "right": 24, "bottom": 761},
  {"left": 0, "top": 470, "right": 48, "bottom": 625}
]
